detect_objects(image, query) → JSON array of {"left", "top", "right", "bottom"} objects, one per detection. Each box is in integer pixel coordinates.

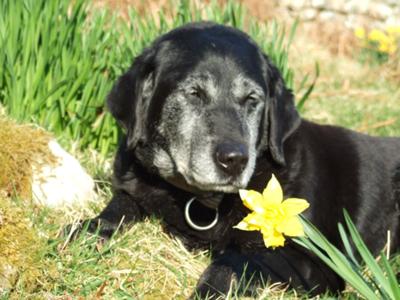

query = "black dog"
[{"left": 86, "top": 22, "right": 400, "bottom": 298}]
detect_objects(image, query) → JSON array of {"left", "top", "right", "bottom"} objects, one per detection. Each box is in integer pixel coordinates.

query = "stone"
[
  {"left": 276, "top": 0, "right": 400, "bottom": 30},
  {"left": 386, "top": 0, "right": 399, "bottom": 6},
  {"left": 385, "top": 15, "right": 400, "bottom": 27},
  {"left": 319, "top": 11, "right": 336, "bottom": 21},
  {"left": 283, "top": 0, "right": 309, "bottom": 10},
  {"left": 311, "top": 0, "right": 326, "bottom": 9},
  {"left": 32, "top": 140, "right": 97, "bottom": 208},
  {"left": 301, "top": 8, "right": 318, "bottom": 20},
  {"left": 328, "top": 0, "right": 348, "bottom": 11},
  {"left": 370, "top": 3, "right": 394, "bottom": 20},
  {"left": 343, "top": 0, "right": 370, "bottom": 14}
]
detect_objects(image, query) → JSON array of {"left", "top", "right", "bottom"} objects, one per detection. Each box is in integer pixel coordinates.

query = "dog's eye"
[
  {"left": 241, "top": 93, "right": 259, "bottom": 107},
  {"left": 190, "top": 90, "right": 201, "bottom": 97},
  {"left": 188, "top": 88, "right": 210, "bottom": 104},
  {"left": 189, "top": 89, "right": 208, "bottom": 102}
]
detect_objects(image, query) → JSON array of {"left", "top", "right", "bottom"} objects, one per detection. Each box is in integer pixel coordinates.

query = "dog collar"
[{"left": 184, "top": 197, "right": 219, "bottom": 231}]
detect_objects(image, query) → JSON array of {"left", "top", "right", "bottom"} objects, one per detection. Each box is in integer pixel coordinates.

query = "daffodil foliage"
[{"left": 234, "top": 174, "right": 310, "bottom": 248}]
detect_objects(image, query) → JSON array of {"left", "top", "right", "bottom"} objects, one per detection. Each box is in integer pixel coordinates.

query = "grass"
[
  {"left": 290, "top": 30, "right": 400, "bottom": 137},
  {"left": 0, "top": 196, "right": 208, "bottom": 299},
  {"left": 302, "top": 60, "right": 400, "bottom": 137},
  {"left": 0, "top": 0, "right": 399, "bottom": 299}
]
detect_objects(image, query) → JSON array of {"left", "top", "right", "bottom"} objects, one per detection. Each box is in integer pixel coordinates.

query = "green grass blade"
[
  {"left": 338, "top": 222, "right": 360, "bottom": 268},
  {"left": 296, "top": 218, "right": 380, "bottom": 300},
  {"left": 380, "top": 252, "right": 400, "bottom": 299},
  {"left": 343, "top": 210, "right": 394, "bottom": 299},
  {"left": 297, "top": 62, "right": 319, "bottom": 112}
]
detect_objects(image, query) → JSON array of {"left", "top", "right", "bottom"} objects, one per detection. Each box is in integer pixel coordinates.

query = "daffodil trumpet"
[{"left": 234, "top": 174, "right": 310, "bottom": 249}]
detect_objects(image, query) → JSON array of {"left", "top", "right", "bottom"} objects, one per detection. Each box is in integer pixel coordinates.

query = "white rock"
[
  {"left": 385, "top": 16, "right": 400, "bottom": 26},
  {"left": 319, "top": 11, "right": 336, "bottom": 21},
  {"left": 344, "top": 0, "right": 370, "bottom": 14},
  {"left": 370, "top": 3, "right": 394, "bottom": 19},
  {"left": 32, "top": 140, "right": 96, "bottom": 208},
  {"left": 311, "top": 0, "right": 326, "bottom": 9},
  {"left": 283, "top": 0, "right": 309, "bottom": 10},
  {"left": 302, "top": 8, "right": 318, "bottom": 20},
  {"left": 328, "top": 0, "right": 347, "bottom": 11},
  {"left": 387, "top": 0, "right": 399, "bottom": 6}
]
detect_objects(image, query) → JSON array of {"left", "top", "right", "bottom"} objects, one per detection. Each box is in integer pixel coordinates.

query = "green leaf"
[
  {"left": 380, "top": 252, "right": 400, "bottom": 299},
  {"left": 295, "top": 217, "right": 379, "bottom": 300},
  {"left": 344, "top": 210, "right": 394, "bottom": 299}
]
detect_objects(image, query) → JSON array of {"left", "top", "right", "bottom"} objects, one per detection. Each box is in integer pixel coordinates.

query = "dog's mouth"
[
  {"left": 194, "top": 193, "right": 224, "bottom": 209},
  {"left": 167, "top": 172, "right": 241, "bottom": 193},
  {"left": 165, "top": 172, "right": 239, "bottom": 208}
]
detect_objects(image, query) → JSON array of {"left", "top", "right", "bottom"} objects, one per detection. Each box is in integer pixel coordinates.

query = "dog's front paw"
[
  {"left": 61, "top": 218, "right": 120, "bottom": 241},
  {"left": 190, "top": 284, "right": 227, "bottom": 300},
  {"left": 190, "top": 263, "right": 235, "bottom": 300}
]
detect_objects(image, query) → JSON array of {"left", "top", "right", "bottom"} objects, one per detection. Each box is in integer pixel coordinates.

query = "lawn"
[{"left": 0, "top": 0, "right": 399, "bottom": 299}]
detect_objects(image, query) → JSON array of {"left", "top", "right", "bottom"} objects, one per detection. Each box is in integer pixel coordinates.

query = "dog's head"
[{"left": 108, "top": 22, "right": 300, "bottom": 194}]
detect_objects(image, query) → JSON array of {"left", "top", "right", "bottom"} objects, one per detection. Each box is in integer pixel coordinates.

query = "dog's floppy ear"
[
  {"left": 107, "top": 49, "right": 155, "bottom": 149},
  {"left": 258, "top": 57, "right": 301, "bottom": 165}
]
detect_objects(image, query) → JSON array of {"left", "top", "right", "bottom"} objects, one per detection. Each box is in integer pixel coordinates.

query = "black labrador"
[{"left": 83, "top": 22, "right": 400, "bottom": 298}]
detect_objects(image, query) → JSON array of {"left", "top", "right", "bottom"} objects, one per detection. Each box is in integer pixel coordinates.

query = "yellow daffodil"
[
  {"left": 354, "top": 27, "right": 366, "bottom": 39},
  {"left": 234, "top": 174, "right": 310, "bottom": 249},
  {"left": 378, "top": 40, "right": 397, "bottom": 54},
  {"left": 386, "top": 26, "right": 400, "bottom": 37},
  {"left": 368, "top": 29, "right": 388, "bottom": 42},
  {"left": 355, "top": 26, "right": 399, "bottom": 56}
]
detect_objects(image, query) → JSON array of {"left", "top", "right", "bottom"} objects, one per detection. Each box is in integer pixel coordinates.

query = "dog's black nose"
[{"left": 215, "top": 142, "right": 249, "bottom": 175}]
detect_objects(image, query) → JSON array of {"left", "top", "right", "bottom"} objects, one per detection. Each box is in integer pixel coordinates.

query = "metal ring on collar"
[{"left": 184, "top": 197, "right": 219, "bottom": 231}]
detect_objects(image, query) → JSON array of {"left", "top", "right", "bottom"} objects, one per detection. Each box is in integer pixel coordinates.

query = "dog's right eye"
[{"left": 240, "top": 93, "right": 260, "bottom": 108}]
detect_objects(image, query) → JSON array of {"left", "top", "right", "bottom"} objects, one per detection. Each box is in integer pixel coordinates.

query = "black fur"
[{"left": 86, "top": 22, "right": 400, "bottom": 298}]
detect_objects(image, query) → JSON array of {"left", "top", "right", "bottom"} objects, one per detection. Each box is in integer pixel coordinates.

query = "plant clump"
[
  {"left": 0, "top": 196, "right": 58, "bottom": 296},
  {"left": 354, "top": 26, "right": 400, "bottom": 63},
  {"left": 0, "top": 116, "right": 55, "bottom": 199}
]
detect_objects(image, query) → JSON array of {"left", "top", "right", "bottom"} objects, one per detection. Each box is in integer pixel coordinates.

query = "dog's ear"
[
  {"left": 107, "top": 49, "right": 155, "bottom": 149},
  {"left": 258, "top": 57, "right": 301, "bottom": 165}
]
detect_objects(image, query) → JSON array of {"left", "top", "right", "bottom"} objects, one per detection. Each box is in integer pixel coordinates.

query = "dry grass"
[{"left": 0, "top": 117, "right": 55, "bottom": 199}]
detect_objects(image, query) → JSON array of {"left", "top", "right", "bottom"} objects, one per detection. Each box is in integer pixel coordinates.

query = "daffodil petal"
[
  {"left": 233, "top": 213, "right": 261, "bottom": 231},
  {"left": 276, "top": 216, "right": 304, "bottom": 237},
  {"left": 234, "top": 212, "right": 274, "bottom": 232},
  {"left": 354, "top": 27, "right": 365, "bottom": 39},
  {"left": 244, "top": 212, "right": 271, "bottom": 229},
  {"left": 239, "top": 189, "right": 265, "bottom": 214},
  {"left": 281, "top": 198, "right": 310, "bottom": 216},
  {"left": 262, "top": 229, "right": 285, "bottom": 248},
  {"left": 262, "top": 174, "right": 283, "bottom": 206},
  {"left": 233, "top": 220, "right": 258, "bottom": 231}
]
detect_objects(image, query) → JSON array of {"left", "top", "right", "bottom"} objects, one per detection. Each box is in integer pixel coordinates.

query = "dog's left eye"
[
  {"left": 190, "top": 90, "right": 201, "bottom": 97},
  {"left": 189, "top": 88, "right": 209, "bottom": 103}
]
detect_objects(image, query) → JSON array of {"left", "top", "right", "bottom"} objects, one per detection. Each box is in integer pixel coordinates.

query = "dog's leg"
[
  {"left": 90, "top": 190, "right": 143, "bottom": 237},
  {"left": 190, "top": 246, "right": 345, "bottom": 299},
  {"left": 66, "top": 191, "right": 143, "bottom": 239},
  {"left": 190, "top": 250, "right": 262, "bottom": 299},
  {"left": 191, "top": 262, "right": 235, "bottom": 299}
]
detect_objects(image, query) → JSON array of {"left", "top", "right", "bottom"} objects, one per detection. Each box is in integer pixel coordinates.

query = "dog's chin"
[
  {"left": 165, "top": 172, "right": 242, "bottom": 195},
  {"left": 197, "top": 184, "right": 239, "bottom": 193}
]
